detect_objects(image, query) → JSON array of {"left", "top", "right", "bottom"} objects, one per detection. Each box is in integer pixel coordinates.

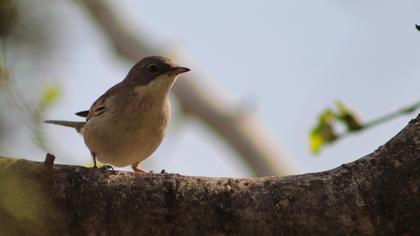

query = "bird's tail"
[{"left": 44, "top": 120, "right": 86, "bottom": 133}]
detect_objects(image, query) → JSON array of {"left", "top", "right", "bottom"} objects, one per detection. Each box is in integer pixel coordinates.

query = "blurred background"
[{"left": 1, "top": 0, "right": 420, "bottom": 177}]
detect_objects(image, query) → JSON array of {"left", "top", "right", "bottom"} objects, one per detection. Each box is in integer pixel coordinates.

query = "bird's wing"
[{"left": 85, "top": 82, "right": 124, "bottom": 121}]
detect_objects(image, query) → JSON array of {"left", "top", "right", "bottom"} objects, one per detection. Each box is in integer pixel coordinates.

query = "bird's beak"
[{"left": 169, "top": 66, "right": 190, "bottom": 76}]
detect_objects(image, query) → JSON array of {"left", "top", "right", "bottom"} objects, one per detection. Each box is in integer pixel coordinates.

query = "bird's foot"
[
  {"left": 131, "top": 162, "right": 145, "bottom": 173},
  {"left": 92, "top": 164, "right": 114, "bottom": 170},
  {"left": 99, "top": 164, "right": 114, "bottom": 170},
  {"left": 132, "top": 166, "right": 145, "bottom": 173}
]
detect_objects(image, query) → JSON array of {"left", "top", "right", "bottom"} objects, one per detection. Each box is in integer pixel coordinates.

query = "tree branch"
[
  {"left": 1, "top": 114, "right": 419, "bottom": 235},
  {"left": 77, "top": 0, "right": 297, "bottom": 176}
]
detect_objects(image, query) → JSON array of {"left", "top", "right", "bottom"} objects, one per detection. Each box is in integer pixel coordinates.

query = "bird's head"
[{"left": 127, "top": 56, "right": 190, "bottom": 97}]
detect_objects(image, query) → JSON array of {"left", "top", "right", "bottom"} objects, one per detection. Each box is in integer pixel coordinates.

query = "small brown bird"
[{"left": 45, "top": 56, "right": 190, "bottom": 172}]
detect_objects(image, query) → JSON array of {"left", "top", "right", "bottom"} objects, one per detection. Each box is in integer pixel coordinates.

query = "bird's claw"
[
  {"left": 94, "top": 164, "right": 114, "bottom": 170},
  {"left": 133, "top": 166, "right": 145, "bottom": 173},
  {"left": 131, "top": 162, "right": 145, "bottom": 173}
]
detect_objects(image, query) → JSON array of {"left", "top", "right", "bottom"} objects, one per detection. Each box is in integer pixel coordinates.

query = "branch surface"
[{"left": 1, "top": 115, "right": 419, "bottom": 235}]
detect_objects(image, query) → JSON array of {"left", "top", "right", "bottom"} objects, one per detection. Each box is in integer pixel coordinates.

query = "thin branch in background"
[
  {"left": 0, "top": 39, "right": 34, "bottom": 127},
  {"left": 0, "top": 38, "right": 56, "bottom": 151},
  {"left": 310, "top": 100, "right": 420, "bottom": 154},
  {"left": 362, "top": 101, "right": 420, "bottom": 129}
]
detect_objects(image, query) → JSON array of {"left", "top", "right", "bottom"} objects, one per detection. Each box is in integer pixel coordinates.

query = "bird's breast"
[{"left": 84, "top": 96, "right": 170, "bottom": 167}]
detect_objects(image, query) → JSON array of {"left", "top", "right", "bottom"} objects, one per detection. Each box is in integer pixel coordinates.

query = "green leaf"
[
  {"left": 310, "top": 109, "right": 338, "bottom": 154},
  {"left": 39, "top": 85, "right": 60, "bottom": 111},
  {"left": 310, "top": 128, "right": 324, "bottom": 154},
  {"left": 416, "top": 24, "right": 420, "bottom": 32},
  {"left": 318, "top": 108, "right": 336, "bottom": 123},
  {"left": 335, "top": 100, "right": 363, "bottom": 131}
]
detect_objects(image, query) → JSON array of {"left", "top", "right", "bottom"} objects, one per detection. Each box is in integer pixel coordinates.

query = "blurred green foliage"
[
  {"left": 310, "top": 100, "right": 420, "bottom": 154},
  {"left": 32, "top": 85, "right": 61, "bottom": 150},
  {"left": 0, "top": 164, "right": 49, "bottom": 234},
  {"left": 39, "top": 85, "right": 60, "bottom": 112},
  {"left": 0, "top": 0, "right": 62, "bottom": 150},
  {"left": 310, "top": 101, "right": 361, "bottom": 154},
  {"left": 335, "top": 101, "right": 363, "bottom": 132}
]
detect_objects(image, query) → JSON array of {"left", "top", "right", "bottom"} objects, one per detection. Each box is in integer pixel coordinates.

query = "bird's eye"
[{"left": 146, "top": 64, "right": 159, "bottom": 74}]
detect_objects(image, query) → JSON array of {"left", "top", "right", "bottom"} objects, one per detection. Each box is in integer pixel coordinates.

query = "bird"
[{"left": 45, "top": 56, "right": 190, "bottom": 172}]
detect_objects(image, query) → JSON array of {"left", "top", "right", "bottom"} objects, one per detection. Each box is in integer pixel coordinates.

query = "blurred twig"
[
  {"left": 0, "top": 39, "right": 58, "bottom": 151},
  {"left": 79, "top": 0, "right": 297, "bottom": 176},
  {"left": 335, "top": 100, "right": 420, "bottom": 140},
  {"left": 310, "top": 100, "right": 420, "bottom": 154},
  {"left": 362, "top": 101, "right": 420, "bottom": 129}
]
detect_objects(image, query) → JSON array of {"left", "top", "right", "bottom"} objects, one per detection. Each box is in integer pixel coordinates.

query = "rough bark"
[{"left": 0, "top": 115, "right": 419, "bottom": 235}]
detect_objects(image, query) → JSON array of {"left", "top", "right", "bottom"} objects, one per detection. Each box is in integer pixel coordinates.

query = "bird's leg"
[
  {"left": 91, "top": 151, "right": 113, "bottom": 170},
  {"left": 131, "top": 162, "right": 145, "bottom": 173},
  {"left": 91, "top": 152, "right": 97, "bottom": 168}
]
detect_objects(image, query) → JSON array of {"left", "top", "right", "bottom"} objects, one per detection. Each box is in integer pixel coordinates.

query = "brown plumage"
[{"left": 45, "top": 56, "right": 190, "bottom": 172}]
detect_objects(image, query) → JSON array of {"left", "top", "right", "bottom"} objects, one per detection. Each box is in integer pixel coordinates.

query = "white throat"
[{"left": 134, "top": 74, "right": 177, "bottom": 98}]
